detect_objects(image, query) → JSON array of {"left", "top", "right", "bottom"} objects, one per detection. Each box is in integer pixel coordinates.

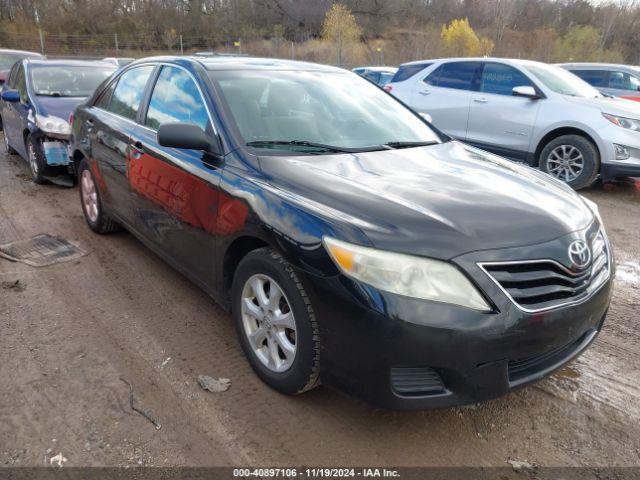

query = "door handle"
[
  {"left": 418, "top": 90, "right": 431, "bottom": 96},
  {"left": 474, "top": 97, "right": 488, "bottom": 103},
  {"left": 130, "top": 141, "right": 144, "bottom": 160}
]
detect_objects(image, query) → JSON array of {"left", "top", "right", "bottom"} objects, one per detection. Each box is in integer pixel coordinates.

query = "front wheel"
[
  {"left": 231, "top": 247, "right": 321, "bottom": 395},
  {"left": 26, "top": 135, "right": 47, "bottom": 184},
  {"left": 539, "top": 135, "right": 599, "bottom": 190}
]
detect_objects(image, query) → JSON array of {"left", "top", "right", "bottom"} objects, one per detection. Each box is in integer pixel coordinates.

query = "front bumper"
[
  {"left": 598, "top": 123, "right": 640, "bottom": 179},
  {"left": 302, "top": 225, "right": 614, "bottom": 410},
  {"left": 31, "top": 130, "right": 72, "bottom": 167}
]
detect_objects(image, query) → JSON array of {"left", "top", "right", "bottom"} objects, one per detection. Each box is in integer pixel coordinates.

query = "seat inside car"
[{"left": 264, "top": 81, "right": 322, "bottom": 142}]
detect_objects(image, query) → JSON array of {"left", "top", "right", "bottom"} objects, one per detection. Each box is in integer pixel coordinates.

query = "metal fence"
[{"left": 0, "top": 30, "right": 426, "bottom": 68}]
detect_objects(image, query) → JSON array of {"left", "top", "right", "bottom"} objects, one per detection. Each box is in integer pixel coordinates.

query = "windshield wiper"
[
  {"left": 384, "top": 141, "right": 439, "bottom": 149},
  {"left": 246, "top": 140, "right": 386, "bottom": 153}
]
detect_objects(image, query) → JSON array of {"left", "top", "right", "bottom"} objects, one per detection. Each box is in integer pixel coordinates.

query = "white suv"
[{"left": 387, "top": 57, "right": 640, "bottom": 189}]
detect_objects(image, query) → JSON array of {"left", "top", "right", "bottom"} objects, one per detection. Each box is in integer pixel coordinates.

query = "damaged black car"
[{"left": 0, "top": 59, "right": 115, "bottom": 185}]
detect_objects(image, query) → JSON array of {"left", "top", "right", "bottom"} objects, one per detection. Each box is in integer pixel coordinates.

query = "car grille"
[
  {"left": 480, "top": 231, "right": 610, "bottom": 312},
  {"left": 508, "top": 328, "right": 596, "bottom": 384},
  {"left": 390, "top": 367, "right": 445, "bottom": 396}
]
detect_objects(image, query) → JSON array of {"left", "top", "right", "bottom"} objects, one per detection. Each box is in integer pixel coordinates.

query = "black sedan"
[
  {"left": 69, "top": 56, "right": 613, "bottom": 409},
  {"left": 1, "top": 59, "right": 115, "bottom": 184}
]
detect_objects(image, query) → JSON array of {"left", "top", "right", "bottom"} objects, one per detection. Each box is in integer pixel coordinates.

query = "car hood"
[
  {"left": 34, "top": 95, "right": 86, "bottom": 121},
  {"left": 258, "top": 141, "right": 594, "bottom": 260},
  {"left": 563, "top": 94, "right": 640, "bottom": 119}
]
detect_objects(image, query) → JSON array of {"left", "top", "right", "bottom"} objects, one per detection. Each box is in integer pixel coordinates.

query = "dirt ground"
[{"left": 1, "top": 143, "right": 639, "bottom": 469}]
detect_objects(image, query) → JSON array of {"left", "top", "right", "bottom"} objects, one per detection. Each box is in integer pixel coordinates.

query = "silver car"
[
  {"left": 558, "top": 63, "right": 640, "bottom": 103},
  {"left": 352, "top": 66, "right": 398, "bottom": 87},
  {"left": 387, "top": 57, "right": 640, "bottom": 189}
]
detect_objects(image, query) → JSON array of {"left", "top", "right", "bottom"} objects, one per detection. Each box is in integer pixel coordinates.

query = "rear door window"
[
  {"left": 95, "top": 81, "right": 116, "bottom": 109},
  {"left": 480, "top": 63, "right": 533, "bottom": 96},
  {"left": 425, "top": 62, "right": 480, "bottom": 91},
  {"left": 107, "top": 65, "right": 154, "bottom": 121},
  {"left": 570, "top": 69, "right": 608, "bottom": 88},
  {"left": 144, "top": 66, "right": 209, "bottom": 131}
]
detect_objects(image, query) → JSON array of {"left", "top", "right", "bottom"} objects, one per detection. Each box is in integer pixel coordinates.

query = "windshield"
[
  {"left": 209, "top": 70, "right": 441, "bottom": 153},
  {"left": 31, "top": 65, "right": 115, "bottom": 97},
  {"left": 0, "top": 53, "right": 38, "bottom": 70},
  {"left": 525, "top": 63, "right": 602, "bottom": 98}
]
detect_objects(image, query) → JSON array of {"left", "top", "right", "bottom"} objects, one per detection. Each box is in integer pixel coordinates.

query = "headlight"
[
  {"left": 35, "top": 114, "right": 71, "bottom": 136},
  {"left": 323, "top": 237, "right": 491, "bottom": 311},
  {"left": 602, "top": 113, "right": 640, "bottom": 132}
]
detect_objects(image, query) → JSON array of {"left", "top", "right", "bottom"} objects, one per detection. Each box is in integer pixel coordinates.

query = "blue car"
[{"left": 0, "top": 59, "right": 115, "bottom": 184}]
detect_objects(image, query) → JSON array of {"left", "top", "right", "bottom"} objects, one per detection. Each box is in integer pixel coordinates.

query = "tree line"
[{"left": 0, "top": 0, "right": 638, "bottom": 65}]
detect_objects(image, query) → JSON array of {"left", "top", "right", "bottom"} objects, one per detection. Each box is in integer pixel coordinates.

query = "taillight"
[
  {"left": 384, "top": 85, "right": 393, "bottom": 92},
  {"left": 68, "top": 113, "right": 74, "bottom": 126}
]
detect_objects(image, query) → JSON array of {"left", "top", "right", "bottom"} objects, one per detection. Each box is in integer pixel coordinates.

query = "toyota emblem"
[{"left": 568, "top": 240, "right": 591, "bottom": 269}]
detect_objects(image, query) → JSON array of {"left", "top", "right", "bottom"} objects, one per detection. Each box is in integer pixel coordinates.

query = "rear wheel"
[
  {"left": 539, "top": 134, "right": 599, "bottom": 190},
  {"left": 232, "top": 247, "right": 320, "bottom": 395},
  {"left": 78, "top": 158, "right": 121, "bottom": 234}
]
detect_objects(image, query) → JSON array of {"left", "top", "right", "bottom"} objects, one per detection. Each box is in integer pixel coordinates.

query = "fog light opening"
[{"left": 614, "top": 144, "right": 631, "bottom": 161}]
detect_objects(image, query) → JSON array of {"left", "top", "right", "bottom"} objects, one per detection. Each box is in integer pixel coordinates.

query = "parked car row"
[
  {"left": 351, "top": 66, "right": 398, "bottom": 87},
  {"left": 0, "top": 56, "right": 116, "bottom": 184},
  {"left": 559, "top": 62, "right": 640, "bottom": 102},
  {"left": 0, "top": 52, "right": 617, "bottom": 410},
  {"left": 385, "top": 57, "right": 640, "bottom": 189}
]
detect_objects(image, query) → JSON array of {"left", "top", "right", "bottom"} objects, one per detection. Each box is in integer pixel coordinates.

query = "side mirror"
[
  {"left": 1, "top": 89, "right": 20, "bottom": 103},
  {"left": 512, "top": 85, "right": 540, "bottom": 99},
  {"left": 419, "top": 112, "right": 433, "bottom": 123},
  {"left": 157, "top": 122, "right": 221, "bottom": 155}
]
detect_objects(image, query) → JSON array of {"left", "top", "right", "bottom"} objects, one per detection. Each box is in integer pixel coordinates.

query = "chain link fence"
[{"left": 0, "top": 30, "right": 444, "bottom": 69}]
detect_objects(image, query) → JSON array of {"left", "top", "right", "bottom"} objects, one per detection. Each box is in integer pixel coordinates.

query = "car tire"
[
  {"left": 3, "top": 130, "right": 16, "bottom": 155},
  {"left": 26, "top": 135, "right": 47, "bottom": 184},
  {"left": 539, "top": 134, "right": 599, "bottom": 190},
  {"left": 231, "top": 247, "right": 321, "bottom": 395},
  {"left": 78, "top": 158, "right": 121, "bottom": 234}
]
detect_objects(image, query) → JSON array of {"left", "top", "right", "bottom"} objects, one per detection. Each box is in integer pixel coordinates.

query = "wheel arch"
[
  {"left": 71, "top": 148, "right": 87, "bottom": 173},
  {"left": 534, "top": 127, "right": 601, "bottom": 170},
  {"left": 222, "top": 235, "right": 271, "bottom": 298}
]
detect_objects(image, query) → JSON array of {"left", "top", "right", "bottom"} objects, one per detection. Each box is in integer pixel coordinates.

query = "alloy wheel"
[
  {"left": 546, "top": 145, "right": 584, "bottom": 183},
  {"left": 241, "top": 273, "right": 297, "bottom": 373},
  {"left": 81, "top": 169, "right": 99, "bottom": 223}
]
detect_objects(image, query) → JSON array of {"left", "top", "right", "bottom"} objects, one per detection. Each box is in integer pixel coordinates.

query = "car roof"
[
  {"left": 128, "top": 55, "right": 346, "bottom": 73},
  {"left": 557, "top": 62, "right": 639, "bottom": 72},
  {"left": 25, "top": 59, "right": 117, "bottom": 68},
  {"left": 399, "top": 57, "right": 550, "bottom": 68},
  {"left": 0, "top": 48, "right": 43, "bottom": 58}
]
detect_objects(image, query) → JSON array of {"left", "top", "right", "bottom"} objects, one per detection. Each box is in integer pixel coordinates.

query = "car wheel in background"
[
  {"left": 232, "top": 247, "right": 321, "bottom": 395},
  {"left": 78, "top": 158, "right": 121, "bottom": 234},
  {"left": 3, "top": 130, "right": 16, "bottom": 154},
  {"left": 26, "top": 135, "right": 47, "bottom": 184},
  {"left": 540, "top": 134, "right": 599, "bottom": 190}
]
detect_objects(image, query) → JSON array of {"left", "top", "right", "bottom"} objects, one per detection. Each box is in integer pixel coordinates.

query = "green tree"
[
  {"left": 441, "top": 18, "right": 494, "bottom": 57},
  {"left": 322, "top": 3, "right": 362, "bottom": 66},
  {"left": 552, "top": 26, "right": 623, "bottom": 63}
]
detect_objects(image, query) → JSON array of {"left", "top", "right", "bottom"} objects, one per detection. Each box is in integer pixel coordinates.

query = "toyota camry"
[{"left": 70, "top": 56, "right": 613, "bottom": 409}]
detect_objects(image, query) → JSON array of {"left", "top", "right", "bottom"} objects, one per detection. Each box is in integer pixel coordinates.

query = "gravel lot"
[{"left": 1, "top": 143, "right": 639, "bottom": 468}]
